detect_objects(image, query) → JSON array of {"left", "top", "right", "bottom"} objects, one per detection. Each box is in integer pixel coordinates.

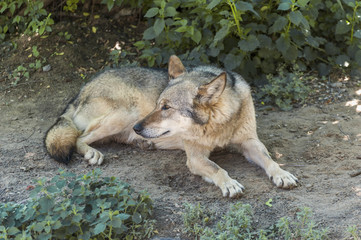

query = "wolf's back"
[{"left": 45, "top": 115, "right": 80, "bottom": 164}]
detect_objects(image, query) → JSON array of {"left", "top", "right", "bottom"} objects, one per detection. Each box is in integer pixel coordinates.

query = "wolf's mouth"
[
  {"left": 160, "top": 130, "right": 170, "bottom": 137},
  {"left": 141, "top": 130, "right": 170, "bottom": 139}
]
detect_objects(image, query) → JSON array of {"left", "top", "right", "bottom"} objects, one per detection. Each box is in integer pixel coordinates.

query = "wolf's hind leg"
[
  {"left": 235, "top": 138, "right": 298, "bottom": 188},
  {"left": 76, "top": 111, "right": 135, "bottom": 165}
]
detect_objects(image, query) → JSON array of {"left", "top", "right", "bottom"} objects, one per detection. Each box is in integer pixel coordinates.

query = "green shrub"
[
  {"left": 347, "top": 225, "right": 361, "bottom": 240},
  {"left": 0, "top": 0, "right": 54, "bottom": 41},
  {"left": 200, "top": 203, "right": 258, "bottom": 240},
  {"left": 63, "top": 0, "right": 84, "bottom": 13},
  {"left": 135, "top": 0, "right": 361, "bottom": 80},
  {"left": 257, "top": 64, "right": 311, "bottom": 110},
  {"left": 183, "top": 203, "right": 213, "bottom": 236},
  {"left": 183, "top": 203, "right": 328, "bottom": 239},
  {"left": 7, "top": 45, "right": 45, "bottom": 87},
  {"left": 8, "top": 65, "right": 29, "bottom": 86},
  {"left": 276, "top": 207, "right": 328, "bottom": 240},
  {"left": 0, "top": 169, "right": 155, "bottom": 240},
  {"left": 100, "top": 0, "right": 150, "bottom": 11}
]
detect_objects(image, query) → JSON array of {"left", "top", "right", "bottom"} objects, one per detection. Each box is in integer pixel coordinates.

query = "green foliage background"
[
  {"left": 1, "top": 0, "right": 360, "bottom": 109},
  {"left": 1, "top": 0, "right": 361, "bottom": 80},
  {"left": 136, "top": 0, "right": 361, "bottom": 80},
  {"left": 136, "top": 0, "right": 361, "bottom": 79}
]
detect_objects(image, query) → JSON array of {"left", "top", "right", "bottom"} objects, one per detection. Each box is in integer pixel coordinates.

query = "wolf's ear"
[
  {"left": 197, "top": 72, "right": 227, "bottom": 104},
  {"left": 168, "top": 55, "right": 186, "bottom": 80}
]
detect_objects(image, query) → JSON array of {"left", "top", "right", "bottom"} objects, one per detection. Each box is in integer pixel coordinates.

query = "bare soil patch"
[{"left": 1, "top": 19, "right": 360, "bottom": 239}]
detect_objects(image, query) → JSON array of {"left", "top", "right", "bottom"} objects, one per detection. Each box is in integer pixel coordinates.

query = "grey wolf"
[{"left": 45, "top": 55, "right": 298, "bottom": 197}]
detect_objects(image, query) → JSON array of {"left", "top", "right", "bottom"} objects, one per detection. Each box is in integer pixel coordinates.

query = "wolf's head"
[{"left": 133, "top": 55, "right": 227, "bottom": 139}]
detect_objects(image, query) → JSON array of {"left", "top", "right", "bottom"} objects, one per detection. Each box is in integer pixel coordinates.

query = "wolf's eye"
[{"left": 161, "top": 104, "right": 171, "bottom": 110}]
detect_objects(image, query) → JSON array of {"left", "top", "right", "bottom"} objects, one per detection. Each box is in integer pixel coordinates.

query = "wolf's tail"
[{"left": 45, "top": 115, "right": 80, "bottom": 164}]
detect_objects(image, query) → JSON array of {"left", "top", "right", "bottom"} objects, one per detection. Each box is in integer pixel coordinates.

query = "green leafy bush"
[
  {"left": 100, "top": 0, "right": 151, "bottom": 12},
  {"left": 347, "top": 225, "right": 361, "bottom": 240},
  {"left": 257, "top": 64, "right": 311, "bottom": 110},
  {"left": 183, "top": 203, "right": 328, "bottom": 239},
  {"left": 183, "top": 203, "right": 213, "bottom": 236},
  {"left": 63, "top": 0, "right": 84, "bottom": 13},
  {"left": 276, "top": 207, "right": 329, "bottom": 240},
  {"left": 8, "top": 65, "right": 29, "bottom": 86},
  {"left": 0, "top": 0, "right": 54, "bottom": 41},
  {"left": 135, "top": 0, "right": 361, "bottom": 80},
  {"left": 7, "top": 45, "right": 45, "bottom": 87},
  {"left": 3, "top": 0, "right": 360, "bottom": 108},
  {"left": 0, "top": 169, "right": 155, "bottom": 240},
  {"left": 200, "top": 203, "right": 260, "bottom": 239}
]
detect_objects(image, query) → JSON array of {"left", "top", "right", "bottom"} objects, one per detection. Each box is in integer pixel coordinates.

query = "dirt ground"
[{"left": 1, "top": 18, "right": 360, "bottom": 239}]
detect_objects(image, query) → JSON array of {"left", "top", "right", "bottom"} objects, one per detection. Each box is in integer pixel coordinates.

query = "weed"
[
  {"left": 276, "top": 207, "right": 328, "bottom": 240},
  {"left": 109, "top": 49, "right": 127, "bottom": 67},
  {"left": 109, "top": 47, "right": 138, "bottom": 67},
  {"left": 28, "top": 45, "right": 46, "bottom": 71},
  {"left": 183, "top": 203, "right": 213, "bottom": 236},
  {"left": 200, "top": 203, "right": 256, "bottom": 240},
  {"left": 182, "top": 203, "right": 328, "bottom": 240},
  {"left": 31, "top": 45, "right": 39, "bottom": 58},
  {"left": 29, "top": 59, "right": 42, "bottom": 70},
  {"left": 347, "top": 225, "right": 361, "bottom": 240},
  {"left": 58, "top": 31, "right": 72, "bottom": 41},
  {"left": 257, "top": 64, "right": 311, "bottom": 110},
  {"left": 0, "top": 0, "right": 54, "bottom": 41},
  {"left": 265, "top": 198, "right": 273, "bottom": 207},
  {"left": 63, "top": 0, "right": 83, "bottom": 13},
  {"left": 8, "top": 45, "right": 46, "bottom": 86},
  {"left": 9, "top": 65, "right": 29, "bottom": 86}
]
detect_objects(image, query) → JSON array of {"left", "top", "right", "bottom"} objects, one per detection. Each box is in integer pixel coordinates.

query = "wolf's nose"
[{"left": 133, "top": 123, "right": 143, "bottom": 134}]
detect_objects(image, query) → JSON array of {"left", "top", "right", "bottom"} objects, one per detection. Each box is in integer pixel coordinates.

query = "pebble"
[
  {"left": 20, "top": 166, "right": 28, "bottom": 172},
  {"left": 305, "top": 78, "right": 358, "bottom": 106},
  {"left": 256, "top": 77, "right": 358, "bottom": 109},
  {"left": 330, "top": 82, "right": 342, "bottom": 88},
  {"left": 42, "top": 64, "right": 51, "bottom": 72},
  {"left": 151, "top": 238, "right": 182, "bottom": 240}
]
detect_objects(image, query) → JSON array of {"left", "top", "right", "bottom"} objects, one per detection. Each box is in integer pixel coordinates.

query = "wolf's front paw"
[
  {"left": 84, "top": 148, "right": 104, "bottom": 165},
  {"left": 220, "top": 178, "right": 245, "bottom": 198},
  {"left": 214, "top": 169, "right": 245, "bottom": 198},
  {"left": 134, "top": 139, "right": 155, "bottom": 150},
  {"left": 269, "top": 168, "right": 298, "bottom": 189}
]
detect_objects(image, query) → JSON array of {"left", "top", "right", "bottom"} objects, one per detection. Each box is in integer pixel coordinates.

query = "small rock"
[
  {"left": 42, "top": 64, "right": 51, "bottom": 72},
  {"left": 330, "top": 82, "right": 342, "bottom": 88},
  {"left": 20, "top": 167, "right": 28, "bottom": 172},
  {"left": 151, "top": 238, "right": 181, "bottom": 240}
]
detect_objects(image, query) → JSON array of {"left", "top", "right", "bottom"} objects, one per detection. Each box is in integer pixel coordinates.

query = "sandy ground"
[{"left": 1, "top": 19, "right": 360, "bottom": 239}]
